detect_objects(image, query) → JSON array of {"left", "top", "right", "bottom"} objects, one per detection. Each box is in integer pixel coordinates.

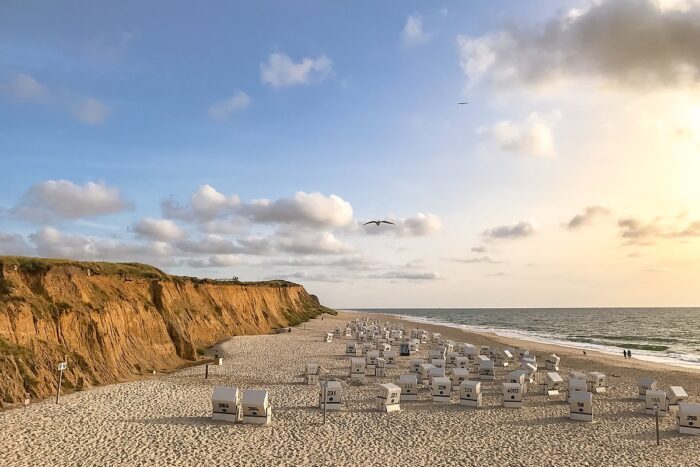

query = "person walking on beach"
[
  {"left": 622, "top": 349, "right": 627, "bottom": 359},
  {"left": 627, "top": 349, "right": 632, "bottom": 359}
]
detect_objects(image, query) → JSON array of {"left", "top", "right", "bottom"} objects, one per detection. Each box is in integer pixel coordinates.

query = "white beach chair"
[
  {"left": 567, "top": 378, "right": 589, "bottom": 403},
  {"left": 212, "top": 386, "right": 241, "bottom": 422},
  {"left": 376, "top": 383, "right": 401, "bottom": 413},
  {"left": 459, "top": 381, "right": 482, "bottom": 407},
  {"left": 678, "top": 403, "right": 700, "bottom": 435},
  {"left": 446, "top": 352, "right": 459, "bottom": 368},
  {"left": 507, "top": 369, "right": 527, "bottom": 386},
  {"left": 305, "top": 363, "right": 320, "bottom": 385},
  {"left": 445, "top": 340, "right": 456, "bottom": 353},
  {"left": 242, "top": 390, "right": 272, "bottom": 426},
  {"left": 350, "top": 357, "right": 366, "bottom": 381},
  {"left": 431, "top": 377, "right": 452, "bottom": 403},
  {"left": 479, "top": 345, "right": 490, "bottom": 356},
  {"left": 325, "top": 333, "right": 333, "bottom": 343},
  {"left": 450, "top": 368, "right": 469, "bottom": 388},
  {"left": 545, "top": 354, "right": 560, "bottom": 371},
  {"left": 668, "top": 386, "right": 688, "bottom": 406},
  {"left": 432, "top": 358, "right": 446, "bottom": 371},
  {"left": 645, "top": 389, "right": 668, "bottom": 416},
  {"left": 502, "top": 383, "right": 524, "bottom": 408},
  {"left": 569, "top": 391, "right": 593, "bottom": 422},
  {"left": 478, "top": 358, "right": 495, "bottom": 380},
  {"left": 638, "top": 377, "right": 657, "bottom": 399},
  {"left": 496, "top": 349, "right": 513, "bottom": 367},
  {"left": 419, "top": 363, "right": 435, "bottom": 385},
  {"left": 410, "top": 359, "right": 424, "bottom": 374},
  {"left": 542, "top": 372, "right": 563, "bottom": 396},
  {"left": 384, "top": 350, "right": 398, "bottom": 368},
  {"left": 320, "top": 381, "right": 342, "bottom": 411},
  {"left": 586, "top": 372, "right": 606, "bottom": 394},
  {"left": 399, "top": 374, "right": 419, "bottom": 401},
  {"left": 380, "top": 343, "right": 391, "bottom": 353},
  {"left": 455, "top": 356, "right": 470, "bottom": 370},
  {"left": 428, "top": 366, "right": 446, "bottom": 386},
  {"left": 345, "top": 342, "right": 359, "bottom": 357}
]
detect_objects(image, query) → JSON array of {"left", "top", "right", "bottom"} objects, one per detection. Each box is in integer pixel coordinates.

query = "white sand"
[{"left": 1, "top": 312, "right": 699, "bottom": 466}]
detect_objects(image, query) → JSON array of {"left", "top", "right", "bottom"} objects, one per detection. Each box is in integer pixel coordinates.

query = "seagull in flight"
[
  {"left": 458, "top": 102, "right": 468, "bottom": 105},
  {"left": 363, "top": 220, "right": 395, "bottom": 226}
]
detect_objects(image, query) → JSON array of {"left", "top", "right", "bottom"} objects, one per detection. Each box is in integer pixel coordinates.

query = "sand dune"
[{"left": 1, "top": 312, "right": 698, "bottom": 466}]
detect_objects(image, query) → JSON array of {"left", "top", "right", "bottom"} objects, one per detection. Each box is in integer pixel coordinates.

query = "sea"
[{"left": 354, "top": 308, "right": 700, "bottom": 369}]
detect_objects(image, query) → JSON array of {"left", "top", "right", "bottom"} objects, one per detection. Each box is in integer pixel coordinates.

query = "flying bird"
[
  {"left": 363, "top": 220, "right": 395, "bottom": 226},
  {"left": 458, "top": 102, "right": 468, "bottom": 105}
]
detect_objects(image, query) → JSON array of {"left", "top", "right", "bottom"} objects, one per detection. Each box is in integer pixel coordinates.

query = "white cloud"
[
  {"left": 370, "top": 270, "right": 444, "bottom": 281},
  {"left": 402, "top": 14, "right": 430, "bottom": 46},
  {"left": 265, "top": 254, "right": 378, "bottom": 270},
  {"left": 29, "top": 227, "right": 172, "bottom": 262},
  {"left": 276, "top": 231, "right": 352, "bottom": 255},
  {"left": 3, "top": 73, "right": 47, "bottom": 100},
  {"left": 260, "top": 52, "right": 332, "bottom": 88},
  {"left": 0, "top": 232, "right": 33, "bottom": 256},
  {"left": 618, "top": 215, "right": 700, "bottom": 244},
  {"left": 457, "top": 0, "right": 700, "bottom": 90},
  {"left": 132, "top": 218, "right": 184, "bottom": 241},
  {"left": 175, "top": 235, "right": 241, "bottom": 255},
  {"left": 477, "top": 112, "right": 558, "bottom": 157},
  {"left": 73, "top": 98, "right": 109, "bottom": 124},
  {"left": 14, "top": 180, "right": 130, "bottom": 222},
  {"left": 162, "top": 184, "right": 240, "bottom": 222},
  {"left": 362, "top": 212, "right": 442, "bottom": 237},
  {"left": 242, "top": 192, "right": 353, "bottom": 228},
  {"left": 207, "top": 91, "right": 251, "bottom": 121},
  {"left": 483, "top": 220, "right": 537, "bottom": 240},
  {"left": 185, "top": 254, "right": 242, "bottom": 268},
  {"left": 566, "top": 206, "right": 611, "bottom": 230}
]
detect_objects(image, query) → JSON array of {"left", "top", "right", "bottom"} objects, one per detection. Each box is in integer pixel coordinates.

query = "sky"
[{"left": 2, "top": 0, "right": 700, "bottom": 308}]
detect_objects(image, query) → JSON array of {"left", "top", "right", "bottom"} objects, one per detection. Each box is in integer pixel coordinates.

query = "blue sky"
[{"left": 2, "top": 1, "right": 700, "bottom": 308}]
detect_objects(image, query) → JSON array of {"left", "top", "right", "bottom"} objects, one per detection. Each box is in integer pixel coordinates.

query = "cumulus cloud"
[
  {"left": 369, "top": 270, "right": 444, "bottom": 281},
  {"left": 29, "top": 227, "right": 171, "bottom": 262},
  {"left": 276, "top": 231, "right": 352, "bottom": 255},
  {"left": 483, "top": 220, "right": 536, "bottom": 240},
  {"left": 260, "top": 53, "right": 332, "bottom": 88},
  {"left": 14, "top": 180, "right": 130, "bottom": 222},
  {"left": 477, "top": 112, "right": 559, "bottom": 157},
  {"left": 457, "top": 0, "right": 700, "bottom": 90},
  {"left": 241, "top": 192, "right": 353, "bottom": 228},
  {"left": 3, "top": 73, "right": 47, "bottom": 100},
  {"left": 0, "top": 232, "right": 33, "bottom": 255},
  {"left": 162, "top": 184, "right": 240, "bottom": 223},
  {"left": 185, "top": 254, "right": 242, "bottom": 268},
  {"left": 131, "top": 218, "right": 184, "bottom": 241},
  {"left": 471, "top": 246, "right": 487, "bottom": 253},
  {"left": 402, "top": 14, "right": 430, "bottom": 46},
  {"left": 566, "top": 206, "right": 611, "bottom": 230},
  {"left": 362, "top": 212, "right": 442, "bottom": 237},
  {"left": 73, "top": 98, "right": 109, "bottom": 124},
  {"left": 618, "top": 215, "right": 700, "bottom": 244},
  {"left": 207, "top": 91, "right": 250, "bottom": 121}
]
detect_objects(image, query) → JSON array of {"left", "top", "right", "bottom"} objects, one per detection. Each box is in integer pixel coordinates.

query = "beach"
[{"left": 1, "top": 311, "right": 699, "bottom": 466}]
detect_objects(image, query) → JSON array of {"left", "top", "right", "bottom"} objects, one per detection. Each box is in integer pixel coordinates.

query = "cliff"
[{"left": 0, "top": 256, "right": 334, "bottom": 407}]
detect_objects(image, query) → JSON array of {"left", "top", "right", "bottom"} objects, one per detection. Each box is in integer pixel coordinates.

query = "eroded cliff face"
[{"left": 0, "top": 257, "right": 331, "bottom": 406}]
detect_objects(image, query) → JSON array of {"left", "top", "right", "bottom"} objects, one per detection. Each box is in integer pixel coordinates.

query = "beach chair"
[
  {"left": 496, "top": 349, "right": 513, "bottom": 367},
  {"left": 568, "top": 378, "right": 588, "bottom": 403},
  {"left": 459, "top": 381, "right": 482, "bottom": 407},
  {"left": 586, "top": 372, "right": 606, "bottom": 394},
  {"left": 409, "top": 339, "right": 420, "bottom": 352},
  {"left": 445, "top": 340, "right": 456, "bottom": 353},
  {"left": 325, "top": 333, "right": 333, "bottom": 343},
  {"left": 380, "top": 343, "right": 391, "bottom": 353},
  {"left": 678, "top": 403, "right": 700, "bottom": 435},
  {"left": 399, "top": 343, "right": 410, "bottom": 357},
  {"left": 542, "top": 372, "right": 563, "bottom": 396},
  {"left": 479, "top": 345, "right": 490, "bottom": 356},
  {"left": 419, "top": 363, "right": 435, "bottom": 385},
  {"left": 431, "top": 377, "right": 452, "bottom": 403},
  {"left": 376, "top": 383, "right": 401, "bottom": 413},
  {"left": 569, "top": 391, "right": 593, "bottom": 422},
  {"left": 305, "top": 363, "right": 320, "bottom": 385},
  {"left": 638, "top": 377, "right": 657, "bottom": 399},
  {"left": 645, "top": 389, "right": 668, "bottom": 416},
  {"left": 384, "top": 350, "right": 398, "bottom": 368},
  {"left": 432, "top": 358, "right": 446, "bottom": 371},
  {"left": 668, "top": 386, "right": 688, "bottom": 406},
  {"left": 366, "top": 350, "right": 380, "bottom": 366},
  {"left": 517, "top": 349, "right": 530, "bottom": 360},
  {"left": 450, "top": 368, "right": 469, "bottom": 388},
  {"left": 429, "top": 349, "right": 444, "bottom": 363},
  {"left": 319, "top": 381, "right": 342, "bottom": 411},
  {"left": 507, "top": 369, "right": 527, "bottom": 386},
  {"left": 350, "top": 357, "right": 366, "bottom": 381},
  {"left": 242, "top": 390, "right": 272, "bottom": 426},
  {"left": 212, "top": 386, "right": 241, "bottom": 422},
  {"left": 478, "top": 358, "right": 495, "bottom": 380},
  {"left": 545, "top": 354, "right": 560, "bottom": 371},
  {"left": 346, "top": 342, "right": 359, "bottom": 357},
  {"left": 399, "top": 374, "right": 419, "bottom": 401},
  {"left": 464, "top": 345, "right": 478, "bottom": 363},
  {"left": 446, "top": 352, "right": 460, "bottom": 368},
  {"left": 410, "top": 359, "right": 424, "bottom": 374},
  {"left": 455, "top": 356, "right": 470, "bottom": 370},
  {"left": 431, "top": 332, "right": 441, "bottom": 343},
  {"left": 502, "top": 382, "right": 524, "bottom": 408},
  {"left": 428, "top": 366, "right": 446, "bottom": 386},
  {"left": 334, "top": 326, "right": 342, "bottom": 337},
  {"left": 375, "top": 357, "right": 387, "bottom": 377}
]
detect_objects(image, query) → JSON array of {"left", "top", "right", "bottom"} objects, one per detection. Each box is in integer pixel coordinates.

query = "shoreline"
[{"left": 339, "top": 310, "right": 700, "bottom": 376}]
